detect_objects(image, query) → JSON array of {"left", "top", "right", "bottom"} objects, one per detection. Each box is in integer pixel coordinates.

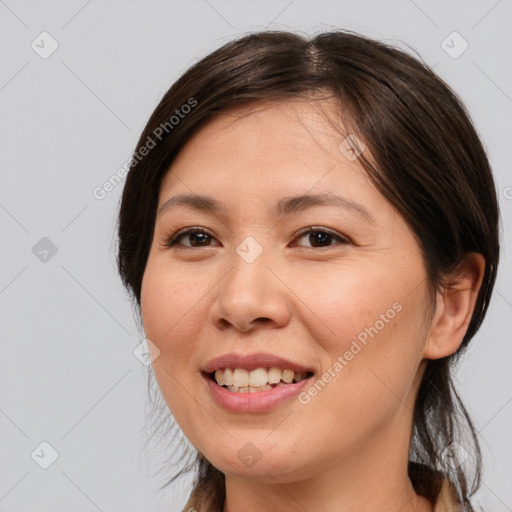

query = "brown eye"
[
  {"left": 294, "top": 227, "right": 349, "bottom": 248},
  {"left": 167, "top": 228, "right": 219, "bottom": 248}
]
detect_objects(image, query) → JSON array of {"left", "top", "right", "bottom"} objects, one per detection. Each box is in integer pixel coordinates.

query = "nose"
[{"left": 209, "top": 249, "right": 292, "bottom": 333}]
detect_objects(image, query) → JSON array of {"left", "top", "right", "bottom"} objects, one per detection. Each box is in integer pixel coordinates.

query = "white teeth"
[
  {"left": 268, "top": 367, "right": 282, "bottom": 384},
  {"left": 223, "top": 368, "right": 234, "bottom": 386},
  {"left": 249, "top": 368, "right": 268, "bottom": 387},
  {"left": 281, "top": 369, "right": 294, "bottom": 384},
  {"left": 232, "top": 368, "right": 249, "bottom": 387},
  {"left": 213, "top": 367, "right": 312, "bottom": 391},
  {"left": 225, "top": 383, "right": 273, "bottom": 393}
]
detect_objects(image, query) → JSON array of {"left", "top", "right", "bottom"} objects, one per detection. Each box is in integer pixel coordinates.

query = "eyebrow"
[{"left": 158, "top": 192, "right": 374, "bottom": 223}]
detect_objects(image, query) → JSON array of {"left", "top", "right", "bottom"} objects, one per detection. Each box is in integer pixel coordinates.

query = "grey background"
[{"left": 0, "top": 1, "right": 511, "bottom": 511}]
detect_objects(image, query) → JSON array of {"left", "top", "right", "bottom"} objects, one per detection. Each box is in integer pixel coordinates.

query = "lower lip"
[{"left": 203, "top": 373, "right": 312, "bottom": 413}]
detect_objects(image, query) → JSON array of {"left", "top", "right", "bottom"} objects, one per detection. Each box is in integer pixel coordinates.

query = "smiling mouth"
[{"left": 207, "top": 367, "right": 315, "bottom": 393}]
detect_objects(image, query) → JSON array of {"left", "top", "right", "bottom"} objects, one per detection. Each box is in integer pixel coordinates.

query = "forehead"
[
  {"left": 159, "top": 99, "right": 377, "bottom": 204},
  {"left": 177, "top": 98, "right": 346, "bottom": 160}
]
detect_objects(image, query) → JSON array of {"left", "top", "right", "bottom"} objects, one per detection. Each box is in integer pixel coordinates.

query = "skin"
[{"left": 140, "top": 98, "right": 485, "bottom": 512}]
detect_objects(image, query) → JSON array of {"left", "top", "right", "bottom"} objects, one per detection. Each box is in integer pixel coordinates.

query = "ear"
[{"left": 423, "top": 253, "right": 486, "bottom": 360}]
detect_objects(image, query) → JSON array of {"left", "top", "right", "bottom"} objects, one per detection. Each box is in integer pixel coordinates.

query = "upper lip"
[{"left": 203, "top": 352, "right": 315, "bottom": 374}]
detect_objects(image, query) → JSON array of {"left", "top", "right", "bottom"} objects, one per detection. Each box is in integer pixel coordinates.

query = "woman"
[{"left": 116, "top": 30, "right": 500, "bottom": 511}]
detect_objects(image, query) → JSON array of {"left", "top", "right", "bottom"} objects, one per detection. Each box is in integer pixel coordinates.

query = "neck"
[{"left": 223, "top": 459, "right": 433, "bottom": 512}]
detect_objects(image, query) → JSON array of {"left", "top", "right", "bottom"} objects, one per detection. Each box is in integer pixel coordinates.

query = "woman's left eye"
[{"left": 293, "top": 227, "right": 349, "bottom": 248}]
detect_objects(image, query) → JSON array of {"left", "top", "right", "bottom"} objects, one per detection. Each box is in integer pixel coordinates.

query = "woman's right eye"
[{"left": 166, "top": 228, "right": 219, "bottom": 248}]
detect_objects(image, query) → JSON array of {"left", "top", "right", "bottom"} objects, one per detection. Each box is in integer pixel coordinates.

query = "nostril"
[{"left": 254, "top": 317, "right": 270, "bottom": 322}]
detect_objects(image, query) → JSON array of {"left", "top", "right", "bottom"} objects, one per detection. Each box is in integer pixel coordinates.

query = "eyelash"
[{"left": 165, "top": 226, "right": 350, "bottom": 249}]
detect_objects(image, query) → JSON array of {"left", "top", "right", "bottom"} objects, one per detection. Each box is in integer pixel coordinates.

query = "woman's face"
[{"left": 141, "top": 99, "right": 433, "bottom": 483}]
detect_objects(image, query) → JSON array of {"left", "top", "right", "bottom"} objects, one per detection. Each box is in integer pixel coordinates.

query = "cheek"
[
  {"left": 296, "top": 262, "right": 412, "bottom": 352},
  {"left": 141, "top": 314, "right": 211, "bottom": 456},
  {"left": 140, "top": 261, "right": 205, "bottom": 353},
  {"left": 294, "top": 263, "right": 428, "bottom": 426},
  {"left": 140, "top": 262, "right": 209, "bottom": 419}
]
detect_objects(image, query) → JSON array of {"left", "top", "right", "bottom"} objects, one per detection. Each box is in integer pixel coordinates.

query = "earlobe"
[{"left": 423, "top": 253, "right": 486, "bottom": 360}]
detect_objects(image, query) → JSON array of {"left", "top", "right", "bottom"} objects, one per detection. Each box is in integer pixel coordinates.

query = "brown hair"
[{"left": 116, "top": 29, "right": 500, "bottom": 511}]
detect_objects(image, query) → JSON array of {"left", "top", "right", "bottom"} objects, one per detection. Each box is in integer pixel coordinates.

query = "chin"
[{"left": 203, "top": 438, "right": 312, "bottom": 483}]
